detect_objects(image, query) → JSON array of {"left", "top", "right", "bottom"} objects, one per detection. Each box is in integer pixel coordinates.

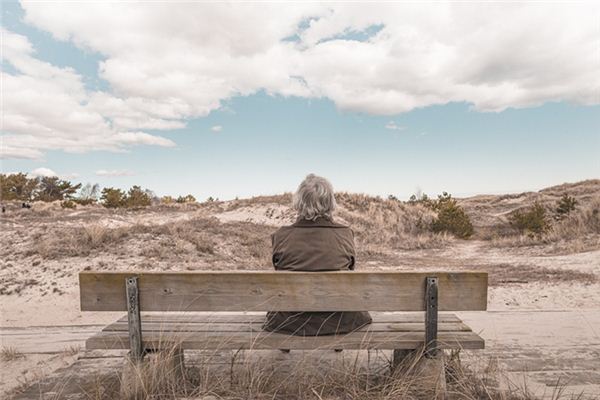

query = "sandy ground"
[
  {"left": 1, "top": 193, "right": 600, "bottom": 398},
  {"left": 2, "top": 241, "right": 599, "bottom": 398}
]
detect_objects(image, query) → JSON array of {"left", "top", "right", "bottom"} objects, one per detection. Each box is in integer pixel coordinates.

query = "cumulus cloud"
[
  {"left": 28, "top": 167, "right": 79, "bottom": 180},
  {"left": 29, "top": 167, "right": 57, "bottom": 177},
  {"left": 2, "top": 2, "right": 598, "bottom": 159},
  {"left": 1, "top": 28, "right": 176, "bottom": 160},
  {"left": 95, "top": 169, "right": 134, "bottom": 177},
  {"left": 211, "top": 125, "right": 223, "bottom": 133}
]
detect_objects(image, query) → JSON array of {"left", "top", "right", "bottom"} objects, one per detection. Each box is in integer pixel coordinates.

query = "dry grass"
[
  {"left": 336, "top": 193, "right": 452, "bottom": 251},
  {"left": 25, "top": 217, "right": 273, "bottom": 268},
  {"left": 490, "top": 198, "right": 600, "bottom": 253},
  {"left": 1, "top": 346, "right": 25, "bottom": 362},
  {"left": 219, "top": 192, "right": 452, "bottom": 251},
  {"left": 23, "top": 198, "right": 450, "bottom": 267},
  {"left": 64, "top": 344, "right": 592, "bottom": 400},
  {"left": 62, "top": 345, "right": 81, "bottom": 357}
]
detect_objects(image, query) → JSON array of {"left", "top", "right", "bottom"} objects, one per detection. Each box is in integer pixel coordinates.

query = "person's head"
[{"left": 293, "top": 174, "right": 337, "bottom": 221}]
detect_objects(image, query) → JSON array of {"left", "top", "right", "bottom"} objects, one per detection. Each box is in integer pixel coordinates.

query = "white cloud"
[
  {"left": 29, "top": 167, "right": 57, "bottom": 177},
  {"left": 385, "top": 121, "right": 405, "bottom": 131},
  {"left": 211, "top": 125, "right": 223, "bottom": 133},
  {"left": 28, "top": 167, "right": 79, "bottom": 180},
  {"left": 2, "top": 3, "right": 598, "bottom": 159},
  {"left": 1, "top": 29, "right": 176, "bottom": 160},
  {"left": 95, "top": 169, "right": 134, "bottom": 177}
]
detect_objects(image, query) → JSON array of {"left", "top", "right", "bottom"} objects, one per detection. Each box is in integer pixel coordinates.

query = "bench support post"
[
  {"left": 126, "top": 276, "right": 143, "bottom": 363},
  {"left": 425, "top": 276, "right": 438, "bottom": 358}
]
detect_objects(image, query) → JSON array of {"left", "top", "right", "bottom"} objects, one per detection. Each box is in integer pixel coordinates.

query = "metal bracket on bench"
[
  {"left": 126, "top": 276, "right": 143, "bottom": 363},
  {"left": 424, "top": 276, "right": 438, "bottom": 358}
]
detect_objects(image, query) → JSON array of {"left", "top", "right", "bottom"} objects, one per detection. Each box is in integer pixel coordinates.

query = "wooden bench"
[{"left": 80, "top": 271, "right": 487, "bottom": 370}]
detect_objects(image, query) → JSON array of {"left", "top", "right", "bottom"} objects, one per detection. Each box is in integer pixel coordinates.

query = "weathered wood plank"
[
  {"left": 126, "top": 277, "right": 143, "bottom": 362},
  {"left": 115, "top": 312, "right": 463, "bottom": 324},
  {"left": 425, "top": 276, "right": 439, "bottom": 358},
  {"left": 80, "top": 271, "right": 488, "bottom": 312},
  {"left": 86, "top": 330, "right": 485, "bottom": 350},
  {"left": 103, "top": 321, "right": 472, "bottom": 333}
]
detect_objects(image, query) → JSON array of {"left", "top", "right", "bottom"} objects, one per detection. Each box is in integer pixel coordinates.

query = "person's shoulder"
[
  {"left": 329, "top": 221, "right": 355, "bottom": 239},
  {"left": 271, "top": 225, "right": 294, "bottom": 240}
]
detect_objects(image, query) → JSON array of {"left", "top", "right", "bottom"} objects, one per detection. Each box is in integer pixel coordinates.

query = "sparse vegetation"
[
  {"left": 31, "top": 343, "right": 586, "bottom": 400},
  {"left": 2, "top": 179, "right": 600, "bottom": 398},
  {"left": 336, "top": 192, "right": 448, "bottom": 251},
  {"left": 508, "top": 202, "right": 549, "bottom": 236}
]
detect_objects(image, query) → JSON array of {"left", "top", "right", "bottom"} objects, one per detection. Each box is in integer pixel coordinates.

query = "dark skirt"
[{"left": 262, "top": 311, "right": 372, "bottom": 336}]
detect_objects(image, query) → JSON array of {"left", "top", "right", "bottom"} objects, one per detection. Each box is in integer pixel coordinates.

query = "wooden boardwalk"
[{"left": 2, "top": 310, "right": 599, "bottom": 399}]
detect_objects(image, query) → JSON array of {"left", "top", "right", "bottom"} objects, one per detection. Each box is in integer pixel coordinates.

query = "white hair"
[{"left": 293, "top": 174, "right": 337, "bottom": 221}]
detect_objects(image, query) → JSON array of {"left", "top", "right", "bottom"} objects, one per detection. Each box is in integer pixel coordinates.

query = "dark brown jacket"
[{"left": 262, "top": 217, "right": 372, "bottom": 336}]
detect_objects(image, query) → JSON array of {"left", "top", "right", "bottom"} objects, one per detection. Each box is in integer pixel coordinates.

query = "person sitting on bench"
[{"left": 262, "top": 174, "right": 372, "bottom": 336}]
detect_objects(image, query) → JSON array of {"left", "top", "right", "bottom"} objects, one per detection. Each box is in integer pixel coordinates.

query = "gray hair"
[{"left": 293, "top": 174, "right": 337, "bottom": 221}]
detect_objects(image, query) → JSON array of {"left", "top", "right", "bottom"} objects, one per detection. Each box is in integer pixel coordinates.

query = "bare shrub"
[{"left": 28, "top": 224, "right": 129, "bottom": 259}]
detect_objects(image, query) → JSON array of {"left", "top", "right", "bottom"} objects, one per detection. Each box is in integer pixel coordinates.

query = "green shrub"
[
  {"left": 125, "top": 186, "right": 151, "bottom": 208},
  {"left": 555, "top": 193, "right": 577, "bottom": 219},
  {"left": 35, "top": 176, "right": 81, "bottom": 202},
  {"left": 101, "top": 187, "right": 126, "bottom": 208},
  {"left": 176, "top": 194, "right": 196, "bottom": 203},
  {"left": 161, "top": 196, "right": 175, "bottom": 204},
  {"left": 0, "top": 173, "right": 38, "bottom": 201},
  {"left": 430, "top": 192, "right": 474, "bottom": 238},
  {"left": 509, "top": 202, "right": 549, "bottom": 235}
]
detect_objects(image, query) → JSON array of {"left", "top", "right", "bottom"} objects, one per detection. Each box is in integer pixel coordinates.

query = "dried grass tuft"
[{"left": 1, "top": 345, "right": 25, "bottom": 361}]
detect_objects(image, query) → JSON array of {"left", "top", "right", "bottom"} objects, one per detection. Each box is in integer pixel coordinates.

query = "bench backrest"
[{"left": 80, "top": 271, "right": 487, "bottom": 312}]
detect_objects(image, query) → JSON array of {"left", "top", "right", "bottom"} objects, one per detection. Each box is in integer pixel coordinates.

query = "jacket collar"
[{"left": 291, "top": 217, "right": 348, "bottom": 228}]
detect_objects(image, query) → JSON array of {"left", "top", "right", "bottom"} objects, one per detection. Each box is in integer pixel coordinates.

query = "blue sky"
[{"left": 2, "top": 1, "right": 599, "bottom": 200}]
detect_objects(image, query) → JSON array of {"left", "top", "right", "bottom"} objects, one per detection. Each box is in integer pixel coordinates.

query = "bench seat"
[{"left": 86, "top": 312, "right": 484, "bottom": 351}]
